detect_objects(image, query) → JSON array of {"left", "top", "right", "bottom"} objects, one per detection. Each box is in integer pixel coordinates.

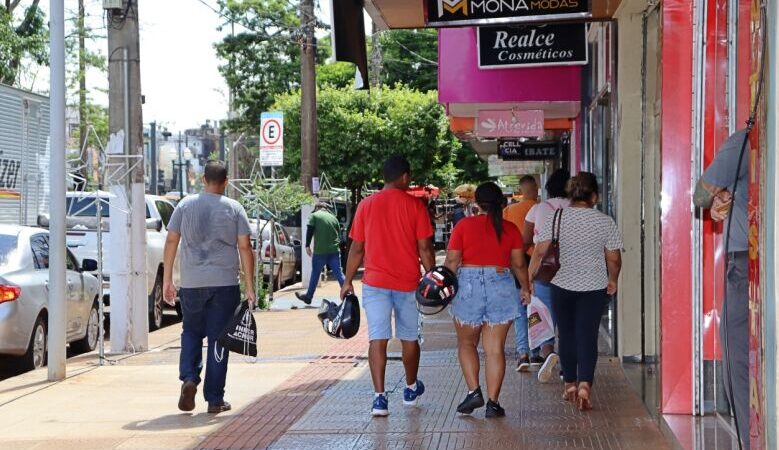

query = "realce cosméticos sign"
[
  {"left": 478, "top": 23, "right": 588, "bottom": 68},
  {"left": 426, "top": 0, "right": 589, "bottom": 27}
]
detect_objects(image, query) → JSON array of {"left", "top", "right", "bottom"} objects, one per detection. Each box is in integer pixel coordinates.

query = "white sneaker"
[{"left": 538, "top": 352, "right": 559, "bottom": 383}]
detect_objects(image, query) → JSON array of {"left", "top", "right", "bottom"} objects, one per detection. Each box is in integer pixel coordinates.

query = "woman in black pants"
[{"left": 528, "top": 172, "right": 623, "bottom": 410}]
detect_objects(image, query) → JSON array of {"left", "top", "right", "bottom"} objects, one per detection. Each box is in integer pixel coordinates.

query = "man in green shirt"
[{"left": 295, "top": 203, "right": 345, "bottom": 304}]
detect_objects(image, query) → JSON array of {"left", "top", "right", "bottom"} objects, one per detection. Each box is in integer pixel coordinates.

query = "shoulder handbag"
[{"left": 534, "top": 208, "right": 563, "bottom": 284}]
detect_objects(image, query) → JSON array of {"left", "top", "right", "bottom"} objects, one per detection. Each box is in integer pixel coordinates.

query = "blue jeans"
[
  {"left": 305, "top": 252, "right": 345, "bottom": 299},
  {"left": 179, "top": 285, "right": 240, "bottom": 404},
  {"left": 533, "top": 280, "right": 556, "bottom": 350},
  {"left": 450, "top": 268, "right": 521, "bottom": 327},
  {"left": 515, "top": 303, "right": 530, "bottom": 355}
]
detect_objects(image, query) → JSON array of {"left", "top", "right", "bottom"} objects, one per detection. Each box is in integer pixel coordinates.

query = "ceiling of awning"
[{"left": 365, "top": 0, "right": 624, "bottom": 29}]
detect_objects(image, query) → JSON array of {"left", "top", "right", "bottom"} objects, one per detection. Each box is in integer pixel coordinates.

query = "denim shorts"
[
  {"left": 362, "top": 284, "right": 419, "bottom": 341},
  {"left": 450, "top": 267, "right": 522, "bottom": 327}
]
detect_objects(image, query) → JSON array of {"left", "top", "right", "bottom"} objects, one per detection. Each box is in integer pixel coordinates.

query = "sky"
[
  {"left": 137, "top": 0, "right": 354, "bottom": 131},
  {"left": 25, "top": 0, "right": 355, "bottom": 132}
]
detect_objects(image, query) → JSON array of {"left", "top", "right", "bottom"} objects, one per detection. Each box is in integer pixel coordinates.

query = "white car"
[
  {"left": 0, "top": 226, "right": 100, "bottom": 370},
  {"left": 250, "top": 220, "right": 299, "bottom": 290},
  {"left": 51, "top": 192, "right": 181, "bottom": 330}
]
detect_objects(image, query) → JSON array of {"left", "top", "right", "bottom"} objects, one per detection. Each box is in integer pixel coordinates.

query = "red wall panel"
[{"left": 660, "top": 0, "right": 695, "bottom": 414}]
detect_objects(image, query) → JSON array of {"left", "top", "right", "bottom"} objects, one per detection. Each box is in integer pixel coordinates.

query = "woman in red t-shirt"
[{"left": 444, "top": 182, "right": 532, "bottom": 418}]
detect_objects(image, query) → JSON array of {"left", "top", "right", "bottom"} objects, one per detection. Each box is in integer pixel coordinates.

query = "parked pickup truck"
[{"left": 40, "top": 192, "right": 181, "bottom": 330}]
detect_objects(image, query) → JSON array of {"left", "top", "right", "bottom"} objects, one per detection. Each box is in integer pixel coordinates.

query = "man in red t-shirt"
[{"left": 341, "top": 155, "right": 435, "bottom": 417}]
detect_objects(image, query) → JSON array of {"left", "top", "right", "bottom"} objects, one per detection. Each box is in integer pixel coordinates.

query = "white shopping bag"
[{"left": 527, "top": 296, "right": 555, "bottom": 350}]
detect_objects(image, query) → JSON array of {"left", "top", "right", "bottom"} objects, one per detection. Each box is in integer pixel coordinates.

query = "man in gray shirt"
[
  {"left": 163, "top": 160, "right": 255, "bottom": 414},
  {"left": 693, "top": 129, "right": 750, "bottom": 449}
]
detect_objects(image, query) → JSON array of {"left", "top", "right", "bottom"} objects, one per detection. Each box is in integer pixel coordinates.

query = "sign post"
[{"left": 260, "top": 112, "right": 284, "bottom": 167}]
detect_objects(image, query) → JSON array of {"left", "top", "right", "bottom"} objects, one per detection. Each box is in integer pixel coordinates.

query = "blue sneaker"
[
  {"left": 403, "top": 380, "right": 425, "bottom": 406},
  {"left": 371, "top": 394, "right": 389, "bottom": 417}
]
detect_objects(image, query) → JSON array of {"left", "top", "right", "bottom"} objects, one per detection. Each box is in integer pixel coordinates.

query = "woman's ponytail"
[{"left": 475, "top": 182, "right": 505, "bottom": 241}]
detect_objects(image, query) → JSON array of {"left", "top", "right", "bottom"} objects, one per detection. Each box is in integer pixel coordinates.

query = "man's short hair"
[
  {"left": 204, "top": 160, "right": 228, "bottom": 184},
  {"left": 383, "top": 155, "right": 411, "bottom": 183},
  {"left": 519, "top": 175, "right": 537, "bottom": 185}
]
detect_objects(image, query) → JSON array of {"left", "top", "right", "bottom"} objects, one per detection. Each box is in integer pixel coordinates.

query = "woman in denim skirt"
[{"left": 444, "top": 182, "right": 532, "bottom": 417}]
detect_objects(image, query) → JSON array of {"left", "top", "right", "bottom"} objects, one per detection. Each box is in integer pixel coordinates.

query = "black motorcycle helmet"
[
  {"left": 318, "top": 294, "right": 361, "bottom": 339},
  {"left": 416, "top": 266, "right": 458, "bottom": 315}
]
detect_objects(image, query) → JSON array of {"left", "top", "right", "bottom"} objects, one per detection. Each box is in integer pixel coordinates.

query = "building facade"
[{"left": 333, "top": 0, "right": 773, "bottom": 447}]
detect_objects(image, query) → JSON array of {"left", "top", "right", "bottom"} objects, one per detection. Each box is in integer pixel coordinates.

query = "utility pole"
[
  {"left": 107, "top": 0, "right": 149, "bottom": 352},
  {"left": 370, "top": 22, "right": 383, "bottom": 88},
  {"left": 219, "top": 127, "right": 226, "bottom": 162},
  {"left": 77, "top": 0, "right": 88, "bottom": 190},
  {"left": 177, "top": 131, "right": 184, "bottom": 196},
  {"left": 300, "top": 0, "right": 317, "bottom": 193},
  {"left": 48, "top": 0, "right": 67, "bottom": 381},
  {"left": 150, "top": 122, "right": 157, "bottom": 195}
]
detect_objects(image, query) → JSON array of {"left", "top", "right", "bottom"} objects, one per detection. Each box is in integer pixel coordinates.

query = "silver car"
[{"left": 0, "top": 226, "right": 100, "bottom": 370}]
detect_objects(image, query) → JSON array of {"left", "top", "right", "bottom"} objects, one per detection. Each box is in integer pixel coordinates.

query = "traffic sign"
[{"left": 260, "top": 112, "right": 284, "bottom": 167}]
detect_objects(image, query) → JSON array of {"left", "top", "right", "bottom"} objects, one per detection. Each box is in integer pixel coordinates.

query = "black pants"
[
  {"left": 551, "top": 285, "right": 609, "bottom": 384},
  {"left": 722, "top": 252, "right": 749, "bottom": 450}
]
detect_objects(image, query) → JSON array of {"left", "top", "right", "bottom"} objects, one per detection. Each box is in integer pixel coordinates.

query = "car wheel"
[
  {"left": 149, "top": 274, "right": 164, "bottom": 331},
  {"left": 21, "top": 316, "right": 47, "bottom": 371},
  {"left": 72, "top": 302, "right": 99, "bottom": 353}
]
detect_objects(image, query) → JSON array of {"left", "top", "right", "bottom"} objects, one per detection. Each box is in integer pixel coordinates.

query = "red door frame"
[
  {"left": 660, "top": 0, "right": 695, "bottom": 414},
  {"left": 660, "top": 0, "right": 757, "bottom": 416}
]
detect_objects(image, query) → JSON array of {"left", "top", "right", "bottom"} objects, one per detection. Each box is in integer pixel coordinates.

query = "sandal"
[
  {"left": 562, "top": 382, "right": 578, "bottom": 403},
  {"left": 577, "top": 382, "right": 592, "bottom": 411}
]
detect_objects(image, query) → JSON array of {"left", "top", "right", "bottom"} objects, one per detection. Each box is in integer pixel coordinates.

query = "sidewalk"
[
  {"left": 200, "top": 288, "right": 676, "bottom": 450},
  {"left": 0, "top": 279, "right": 676, "bottom": 449},
  {"left": 0, "top": 299, "right": 340, "bottom": 450}
]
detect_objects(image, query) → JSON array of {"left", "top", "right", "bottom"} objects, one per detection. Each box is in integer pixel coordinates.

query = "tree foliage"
[
  {"left": 272, "top": 85, "right": 462, "bottom": 197},
  {"left": 0, "top": 1, "right": 47, "bottom": 86},
  {"left": 455, "top": 142, "right": 491, "bottom": 183},
  {"left": 215, "top": 0, "right": 329, "bottom": 132},
  {"left": 73, "top": 102, "right": 109, "bottom": 150},
  {"left": 379, "top": 29, "right": 438, "bottom": 92},
  {"left": 247, "top": 180, "right": 313, "bottom": 221}
]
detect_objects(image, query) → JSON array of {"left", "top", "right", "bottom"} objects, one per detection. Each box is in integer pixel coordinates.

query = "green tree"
[
  {"left": 272, "top": 85, "right": 461, "bottom": 205},
  {"left": 455, "top": 142, "right": 490, "bottom": 183},
  {"left": 247, "top": 180, "right": 313, "bottom": 221},
  {"left": 379, "top": 29, "right": 437, "bottom": 92},
  {"left": 0, "top": 1, "right": 47, "bottom": 86},
  {"left": 215, "top": 0, "right": 330, "bottom": 132},
  {"left": 66, "top": 0, "right": 106, "bottom": 188},
  {"left": 317, "top": 61, "right": 356, "bottom": 89}
]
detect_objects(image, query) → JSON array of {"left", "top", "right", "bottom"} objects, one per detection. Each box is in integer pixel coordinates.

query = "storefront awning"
[{"left": 364, "top": 0, "right": 624, "bottom": 29}]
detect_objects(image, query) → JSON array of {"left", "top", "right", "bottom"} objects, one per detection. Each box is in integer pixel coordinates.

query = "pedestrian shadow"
[{"left": 123, "top": 413, "right": 228, "bottom": 432}]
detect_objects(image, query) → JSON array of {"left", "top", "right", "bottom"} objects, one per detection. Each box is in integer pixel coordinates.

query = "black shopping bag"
[{"left": 217, "top": 302, "right": 258, "bottom": 357}]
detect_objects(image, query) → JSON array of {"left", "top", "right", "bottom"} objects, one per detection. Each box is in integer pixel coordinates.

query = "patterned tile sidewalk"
[{"left": 199, "top": 316, "right": 674, "bottom": 450}]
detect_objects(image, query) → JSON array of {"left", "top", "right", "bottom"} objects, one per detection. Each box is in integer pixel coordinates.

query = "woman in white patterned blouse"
[{"left": 528, "top": 172, "right": 623, "bottom": 411}]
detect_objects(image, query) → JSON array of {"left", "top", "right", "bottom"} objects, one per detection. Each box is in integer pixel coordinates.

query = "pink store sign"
[{"left": 477, "top": 110, "right": 544, "bottom": 138}]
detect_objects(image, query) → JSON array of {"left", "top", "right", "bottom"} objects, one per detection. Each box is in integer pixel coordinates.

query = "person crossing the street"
[{"left": 295, "top": 202, "right": 345, "bottom": 305}]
